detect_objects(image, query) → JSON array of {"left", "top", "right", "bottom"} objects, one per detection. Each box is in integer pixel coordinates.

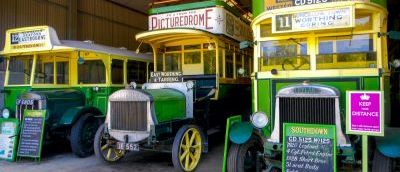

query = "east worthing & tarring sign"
[{"left": 346, "top": 91, "right": 384, "bottom": 136}]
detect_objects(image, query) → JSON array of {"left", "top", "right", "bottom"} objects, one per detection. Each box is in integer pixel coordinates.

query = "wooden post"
[{"left": 67, "top": 0, "right": 78, "bottom": 40}]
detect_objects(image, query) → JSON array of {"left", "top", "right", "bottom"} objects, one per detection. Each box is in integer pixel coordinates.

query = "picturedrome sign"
[{"left": 148, "top": 7, "right": 252, "bottom": 42}]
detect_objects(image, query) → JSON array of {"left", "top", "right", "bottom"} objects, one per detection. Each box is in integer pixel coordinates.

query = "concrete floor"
[{"left": 0, "top": 136, "right": 224, "bottom": 172}]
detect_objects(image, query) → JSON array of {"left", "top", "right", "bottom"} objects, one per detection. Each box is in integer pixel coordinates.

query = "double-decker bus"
[
  {"left": 223, "top": 0, "right": 400, "bottom": 171},
  {"left": 94, "top": 0, "right": 253, "bottom": 171}
]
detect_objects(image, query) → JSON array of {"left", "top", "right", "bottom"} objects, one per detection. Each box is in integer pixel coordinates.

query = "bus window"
[
  {"left": 203, "top": 43, "right": 216, "bottom": 74},
  {"left": 260, "top": 38, "right": 309, "bottom": 71},
  {"left": 164, "top": 45, "right": 182, "bottom": 71},
  {"left": 225, "top": 49, "right": 234, "bottom": 78},
  {"left": 317, "top": 34, "right": 375, "bottom": 69},
  {"left": 184, "top": 44, "right": 201, "bottom": 64},
  {"left": 156, "top": 53, "right": 163, "bottom": 71},
  {"left": 355, "top": 13, "right": 373, "bottom": 31},
  {"left": 127, "top": 60, "right": 147, "bottom": 84},
  {"left": 165, "top": 53, "right": 181, "bottom": 71},
  {"left": 35, "top": 56, "right": 54, "bottom": 84},
  {"left": 78, "top": 60, "right": 106, "bottom": 84},
  {"left": 243, "top": 55, "right": 250, "bottom": 77},
  {"left": 236, "top": 52, "right": 243, "bottom": 78},
  {"left": 260, "top": 24, "right": 272, "bottom": 37},
  {"left": 219, "top": 48, "right": 223, "bottom": 77},
  {"left": 56, "top": 61, "right": 69, "bottom": 84},
  {"left": 112, "top": 59, "right": 124, "bottom": 84},
  {"left": 7, "top": 55, "right": 33, "bottom": 85}
]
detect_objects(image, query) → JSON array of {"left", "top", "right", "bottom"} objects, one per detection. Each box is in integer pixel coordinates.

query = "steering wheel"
[{"left": 281, "top": 57, "right": 310, "bottom": 70}]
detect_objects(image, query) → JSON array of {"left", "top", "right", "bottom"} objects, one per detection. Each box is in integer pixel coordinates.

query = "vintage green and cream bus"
[
  {"left": 0, "top": 26, "right": 152, "bottom": 157},
  {"left": 223, "top": 0, "right": 400, "bottom": 171},
  {"left": 94, "top": 1, "right": 253, "bottom": 171}
]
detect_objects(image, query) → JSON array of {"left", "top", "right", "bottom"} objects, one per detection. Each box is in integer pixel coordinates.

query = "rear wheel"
[
  {"left": 372, "top": 149, "right": 395, "bottom": 172},
  {"left": 70, "top": 113, "right": 100, "bottom": 157},
  {"left": 172, "top": 125, "right": 204, "bottom": 172},
  {"left": 94, "top": 124, "right": 125, "bottom": 162},
  {"left": 227, "top": 136, "right": 263, "bottom": 172}
]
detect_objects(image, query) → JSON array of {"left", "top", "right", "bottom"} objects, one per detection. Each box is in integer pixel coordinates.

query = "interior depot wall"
[{"left": 0, "top": 0, "right": 148, "bottom": 51}]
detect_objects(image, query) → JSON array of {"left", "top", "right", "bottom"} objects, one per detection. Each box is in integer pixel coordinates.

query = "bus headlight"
[
  {"left": 2, "top": 108, "right": 10, "bottom": 118},
  {"left": 251, "top": 112, "right": 268, "bottom": 129}
]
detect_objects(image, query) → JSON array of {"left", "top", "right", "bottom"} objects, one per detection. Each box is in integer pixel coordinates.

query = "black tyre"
[
  {"left": 70, "top": 113, "right": 100, "bottom": 157},
  {"left": 372, "top": 149, "right": 395, "bottom": 172},
  {"left": 172, "top": 125, "right": 204, "bottom": 172},
  {"left": 227, "top": 136, "right": 263, "bottom": 172},
  {"left": 94, "top": 124, "right": 125, "bottom": 162}
]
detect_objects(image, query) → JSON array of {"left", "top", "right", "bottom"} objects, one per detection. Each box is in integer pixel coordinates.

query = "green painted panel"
[
  {"left": 144, "top": 89, "right": 186, "bottom": 123},
  {"left": 252, "top": 0, "right": 265, "bottom": 18},
  {"left": 371, "top": 0, "right": 387, "bottom": 8},
  {"left": 4, "top": 86, "right": 30, "bottom": 117},
  {"left": 149, "top": 0, "right": 219, "bottom": 14},
  {"left": 257, "top": 79, "right": 270, "bottom": 118},
  {"left": 363, "top": 77, "right": 380, "bottom": 90}
]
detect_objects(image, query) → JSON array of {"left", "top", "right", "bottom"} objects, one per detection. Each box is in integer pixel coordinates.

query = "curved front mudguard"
[
  {"left": 222, "top": 115, "right": 254, "bottom": 172},
  {"left": 375, "top": 127, "right": 400, "bottom": 158}
]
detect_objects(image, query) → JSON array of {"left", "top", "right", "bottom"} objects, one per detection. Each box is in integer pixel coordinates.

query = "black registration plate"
[{"left": 116, "top": 142, "right": 139, "bottom": 151}]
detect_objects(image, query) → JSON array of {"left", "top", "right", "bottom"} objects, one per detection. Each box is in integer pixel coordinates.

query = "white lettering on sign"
[
  {"left": 274, "top": 7, "right": 353, "bottom": 33},
  {"left": 148, "top": 7, "right": 252, "bottom": 42}
]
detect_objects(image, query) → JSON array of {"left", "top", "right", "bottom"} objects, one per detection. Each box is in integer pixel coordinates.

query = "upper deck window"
[
  {"left": 260, "top": 38, "right": 309, "bottom": 71},
  {"left": 7, "top": 56, "right": 33, "bottom": 85},
  {"left": 317, "top": 34, "right": 376, "bottom": 69}
]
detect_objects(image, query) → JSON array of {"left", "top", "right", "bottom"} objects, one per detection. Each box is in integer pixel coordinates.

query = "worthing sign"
[
  {"left": 346, "top": 91, "right": 384, "bottom": 136},
  {"left": 265, "top": 0, "right": 368, "bottom": 11},
  {"left": 273, "top": 6, "right": 353, "bottom": 33},
  {"left": 148, "top": 7, "right": 252, "bottom": 42}
]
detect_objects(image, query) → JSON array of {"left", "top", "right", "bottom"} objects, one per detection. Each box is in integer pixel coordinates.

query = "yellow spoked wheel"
[
  {"left": 172, "top": 125, "right": 203, "bottom": 172},
  {"left": 94, "top": 124, "right": 125, "bottom": 162}
]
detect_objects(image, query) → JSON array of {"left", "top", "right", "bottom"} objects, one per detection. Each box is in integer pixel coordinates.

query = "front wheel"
[
  {"left": 70, "top": 113, "right": 100, "bottom": 157},
  {"left": 172, "top": 125, "right": 204, "bottom": 172},
  {"left": 94, "top": 124, "right": 125, "bottom": 162},
  {"left": 227, "top": 136, "right": 263, "bottom": 172}
]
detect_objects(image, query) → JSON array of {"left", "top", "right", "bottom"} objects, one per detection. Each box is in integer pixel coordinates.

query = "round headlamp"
[
  {"left": 251, "top": 112, "right": 268, "bottom": 129},
  {"left": 2, "top": 108, "right": 10, "bottom": 119}
]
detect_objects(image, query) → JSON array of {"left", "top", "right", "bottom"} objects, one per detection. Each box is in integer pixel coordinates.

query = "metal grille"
[
  {"left": 279, "top": 97, "right": 336, "bottom": 140},
  {"left": 110, "top": 101, "right": 147, "bottom": 131},
  {"left": 16, "top": 100, "right": 40, "bottom": 121}
]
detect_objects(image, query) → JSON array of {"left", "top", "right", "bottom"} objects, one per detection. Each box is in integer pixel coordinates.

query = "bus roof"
[{"left": 1, "top": 26, "right": 152, "bottom": 62}]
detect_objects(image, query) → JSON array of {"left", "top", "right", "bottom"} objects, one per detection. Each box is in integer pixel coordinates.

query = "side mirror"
[
  {"left": 239, "top": 41, "right": 254, "bottom": 50},
  {"left": 388, "top": 31, "right": 400, "bottom": 40},
  {"left": 77, "top": 50, "right": 84, "bottom": 65}
]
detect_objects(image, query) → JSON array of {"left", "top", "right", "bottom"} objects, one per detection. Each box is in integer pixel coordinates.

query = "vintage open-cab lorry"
[
  {"left": 94, "top": 0, "right": 253, "bottom": 171},
  {"left": 0, "top": 26, "right": 152, "bottom": 157},
  {"left": 222, "top": 0, "right": 400, "bottom": 171}
]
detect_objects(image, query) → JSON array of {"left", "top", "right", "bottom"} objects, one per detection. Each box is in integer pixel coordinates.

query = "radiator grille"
[
  {"left": 16, "top": 100, "right": 41, "bottom": 121},
  {"left": 110, "top": 101, "right": 148, "bottom": 131},
  {"left": 279, "top": 97, "right": 336, "bottom": 140}
]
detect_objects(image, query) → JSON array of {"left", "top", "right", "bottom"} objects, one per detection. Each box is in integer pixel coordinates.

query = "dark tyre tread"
[
  {"left": 227, "top": 136, "right": 262, "bottom": 172},
  {"left": 372, "top": 149, "right": 394, "bottom": 172},
  {"left": 70, "top": 114, "right": 98, "bottom": 158}
]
